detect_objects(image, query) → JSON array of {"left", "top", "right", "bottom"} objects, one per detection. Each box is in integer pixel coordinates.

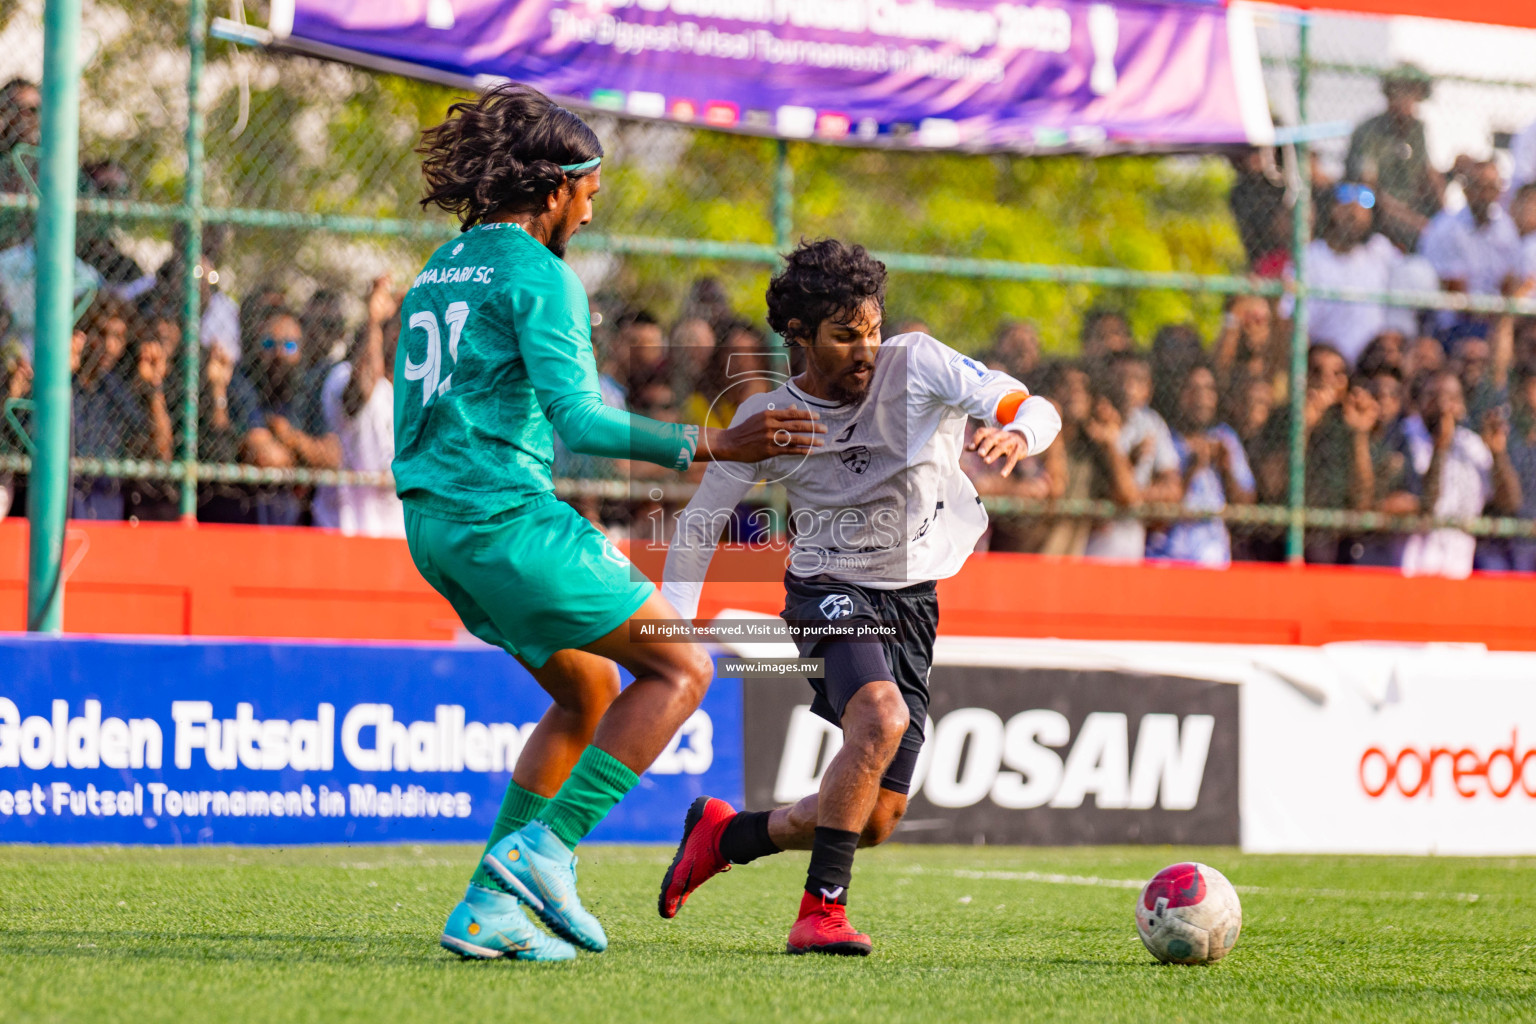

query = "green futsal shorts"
[{"left": 404, "top": 493, "right": 653, "bottom": 668}]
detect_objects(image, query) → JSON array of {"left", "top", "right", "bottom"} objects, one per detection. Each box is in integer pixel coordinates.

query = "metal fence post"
[
  {"left": 178, "top": 0, "right": 207, "bottom": 520},
  {"left": 1286, "top": 16, "right": 1312, "bottom": 564},
  {"left": 25, "top": 0, "right": 83, "bottom": 633},
  {"left": 773, "top": 139, "right": 793, "bottom": 252}
]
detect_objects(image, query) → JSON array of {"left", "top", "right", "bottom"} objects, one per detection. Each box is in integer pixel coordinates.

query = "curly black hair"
[
  {"left": 765, "top": 238, "right": 887, "bottom": 345},
  {"left": 418, "top": 82, "right": 602, "bottom": 230}
]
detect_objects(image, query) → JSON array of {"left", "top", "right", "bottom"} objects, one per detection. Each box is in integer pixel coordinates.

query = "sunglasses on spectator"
[
  {"left": 1334, "top": 184, "right": 1376, "bottom": 209},
  {"left": 260, "top": 336, "right": 300, "bottom": 356}
]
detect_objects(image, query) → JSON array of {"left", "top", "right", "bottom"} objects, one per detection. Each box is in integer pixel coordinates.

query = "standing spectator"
[
  {"left": 1150, "top": 323, "right": 1205, "bottom": 424},
  {"left": 121, "top": 314, "right": 178, "bottom": 522},
  {"left": 1418, "top": 161, "right": 1527, "bottom": 315},
  {"left": 1447, "top": 316, "right": 1514, "bottom": 427},
  {"left": 617, "top": 309, "right": 672, "bottom": 416},
  {"left": 1080, "top": 307, "right": 1132, "bottom": 370},
  {"left": 1344, "top": 370, "right": 1421, "bottom": 567},
  {"left": 1213, "top": 293, "right": 1283, "bottom": 397},
  {"left": 185, "top": 338, "right": 263, "bottom": 524},
  {"left": 1228, "top": 147, "right": 1289, "bottom": 274},
  {"left": 1401, "top": 370, "right": 1521, "bottom": 578},
  {"left": 1345, "top": 64, "right": 1442, "bottom": 252},
  {"left": 77, "top": 161, "right": 154, "bottom": 301},
  {"left": 1146, "top": 362, "right": 1255, "bottom": 567},
  {"left": 1513, "top": 183, "right": 1536, "bottom": 283},
  {"left": 1356, "top": 331, "right": 1407, "bottom": 378},
  {"left": 678, "top": 276, "right": 735, "bottom": 342},
  {"left": 300, "top": 288, "right": 350, "bottom": 367},
  {"left": 1257, "top": 344, "right": 1377, "bottom": 563},
  {"left": 0, "top": 227, "right": 102, "bottom": 355},
  {"left": 313, "top": 277, "right": 405, "bottom": 537},
  {"left": 0, "top": 78, "right": 39, "bottom": 202},
  {"left": 1226, "top": 372, "right": 1284, "bottom": 562},
  {"left": 69, "top": 296, "right": 141, "bottom": 519},
  {"left": 1083, "top": 350, "right": 1182, "bottom": 561},
  {"left": 154, "top": 224, "right": 242, "bottom": 365},
  {"left": 241, "top": 307, "right": 340, "bottom": 525},
  {"left": 986, "top": 320, "right": 1042, "bottom": 381},
  {"left": 1480, "top": 358, "right": 1536, "bottom": 572},
  {"left": 667, "top": 316, "right": 715, "bottom": 401},
  {"left": 0, "top": 339, "right": 29, "bottom": 520},
  {"left": 1029, "top": 362, "right": 1137, "bottom": 558},
  {"left": 1306, "top": 183, "right": 1400, "bottom": 366},
  {"left": 1510, "top": 119, "right": 1536, "bottom": 201}
]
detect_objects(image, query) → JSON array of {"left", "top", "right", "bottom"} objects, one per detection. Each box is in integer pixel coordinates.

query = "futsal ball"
[{"left": 1134, "top": 862, "right": 1241, "bottom": 964}]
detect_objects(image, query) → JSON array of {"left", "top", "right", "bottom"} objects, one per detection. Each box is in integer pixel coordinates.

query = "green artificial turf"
[{"left": 1, "top": 843, "right": 1533, "bottom": 1023}]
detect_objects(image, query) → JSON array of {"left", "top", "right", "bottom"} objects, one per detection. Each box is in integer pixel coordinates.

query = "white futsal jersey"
[{"left": 661, "top": 332, "right": 1058, "bottom": 620}]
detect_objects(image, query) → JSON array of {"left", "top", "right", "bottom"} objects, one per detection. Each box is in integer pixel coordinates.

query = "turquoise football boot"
[
  {"left": 439, "top": 883, "right": 577, "bottom": 962},
  {"left": 482, "top": 821, "right": 608, "bottom": 952}
]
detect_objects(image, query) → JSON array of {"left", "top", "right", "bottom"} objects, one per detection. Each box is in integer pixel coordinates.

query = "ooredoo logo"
[{"left": 1359, "top": 731, "right": 1536, "bottom": 799}]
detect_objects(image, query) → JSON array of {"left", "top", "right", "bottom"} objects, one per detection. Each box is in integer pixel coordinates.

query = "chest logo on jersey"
[
  {"left": 839, "top": 445, "right": 871, "bottom": 474},
  {"left": 819, "top": 595, "right": 854, "bottom": 620},
  {"left": 833, "top": 421, "right": 857, "bottom": 443}
]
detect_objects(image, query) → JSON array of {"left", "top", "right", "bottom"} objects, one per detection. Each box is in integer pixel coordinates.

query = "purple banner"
[{"left": 273, "top": 0, "right": 1272, "bottom": 152}]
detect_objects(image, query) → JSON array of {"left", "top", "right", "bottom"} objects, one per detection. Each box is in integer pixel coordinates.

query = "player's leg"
[
  {"left": 407, "top": 508, "right": 587, "bottom": 962},
  {"left": 466, "top": 649, "right": 621, "bottom": 892},
  {"left": 480, "top": 588, "right": 715, "bottom": 951},
  {"left": 785, "top": 674, "right": 907, "bottom": 956}
]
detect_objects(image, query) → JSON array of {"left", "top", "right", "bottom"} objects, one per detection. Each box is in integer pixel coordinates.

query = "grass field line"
[{"left": 942, "top": 868, "right": 1489, "bottom": 902}]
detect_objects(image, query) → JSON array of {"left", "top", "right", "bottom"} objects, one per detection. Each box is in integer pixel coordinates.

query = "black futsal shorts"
[{"left": 781, "top": 572, "right": 939, "bottom": 794}]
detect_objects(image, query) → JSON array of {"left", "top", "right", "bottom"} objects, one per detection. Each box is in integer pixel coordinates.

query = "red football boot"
[
  {"left": 658, "top": 795, "right": 736, "bottom": 919},
  {"left": 785, "top": 890, "right": 872, "bottom": 956}
]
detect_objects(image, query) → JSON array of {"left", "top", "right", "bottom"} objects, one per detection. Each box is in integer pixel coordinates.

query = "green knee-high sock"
[
  {"left": 469, "top": 780, "right": 549, "bottom": 889},
  {"left": 536, "top": 746, "right": 639, "bottom": 851}
]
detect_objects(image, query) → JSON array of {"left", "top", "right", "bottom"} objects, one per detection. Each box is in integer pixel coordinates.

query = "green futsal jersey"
[{"left": 392, "top": 221, "right": 698, "bottom": 520}]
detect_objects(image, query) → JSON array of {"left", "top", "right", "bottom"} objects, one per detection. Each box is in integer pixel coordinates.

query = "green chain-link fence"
[{"left": 3, "top": 0, "right": 1536, "bottom": 571}]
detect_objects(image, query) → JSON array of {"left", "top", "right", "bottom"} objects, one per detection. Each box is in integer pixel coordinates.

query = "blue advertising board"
[{"left": 0, "top": 635, "right": 742, "bottom": 845}]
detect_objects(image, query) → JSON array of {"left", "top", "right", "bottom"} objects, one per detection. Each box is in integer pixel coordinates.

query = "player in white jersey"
[{"left": 656, "top": 239, "right": 1061, "bottom": 955}]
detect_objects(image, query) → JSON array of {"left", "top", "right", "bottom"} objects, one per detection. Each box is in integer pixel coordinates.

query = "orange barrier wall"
[{"left": 3, "top": 519, "right": 1536, "bottom": 649}]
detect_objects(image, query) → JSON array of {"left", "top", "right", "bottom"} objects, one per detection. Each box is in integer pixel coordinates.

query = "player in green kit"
[{"left": 395, "top": 84, "right": 823, "bottom": 962}]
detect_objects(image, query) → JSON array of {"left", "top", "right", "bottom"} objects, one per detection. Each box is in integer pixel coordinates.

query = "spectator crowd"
[{"left": 2, "top": 66, "right": 1536, "bottom": 580}]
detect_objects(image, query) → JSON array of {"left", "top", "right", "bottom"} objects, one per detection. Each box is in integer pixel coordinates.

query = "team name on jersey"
[{"left": 413, "top": 265, "right": 495, "bottom": 288}]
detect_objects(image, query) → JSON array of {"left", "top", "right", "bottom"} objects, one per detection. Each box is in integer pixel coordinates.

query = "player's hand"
[
  {"left": 968, "top": 425, "right": 1029, "bottom": 477},
  {"left": 701, "top": 406, "right": 824, "bottom": 463}
]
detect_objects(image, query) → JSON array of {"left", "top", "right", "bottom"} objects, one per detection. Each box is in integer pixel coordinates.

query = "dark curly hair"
[
  {"left": 766, "top": 238, "right": 887, "bottom": 345},
  {"left": 418, "top": 82, "right": 602, "bottom": 230}
]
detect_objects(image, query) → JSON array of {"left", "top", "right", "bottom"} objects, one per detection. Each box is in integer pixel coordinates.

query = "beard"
[
  {"left": 827, "top": 366, "right": 873, "bottom": 404},
  {"left": 262, "top": 361, "right": 300, "bottom": 406},
  {"left": 544, "top": 228, "right": 569, "bottom": 260}
]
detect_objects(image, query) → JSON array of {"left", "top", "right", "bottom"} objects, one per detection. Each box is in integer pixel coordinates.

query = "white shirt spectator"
[
  {"left": 0, "top": 242, "right": 103, "bottom": 357},
  {"left": 1417, "top": 204, "right": 1524, "bottom": 297},
  {"left": 200, "top": 290, "right": 242, "bottom": 365},
  {"left": 311, "top": 361, "right": 405, "bottom": 538},
  {"left": 1084, "top": 405, "right": 1179, "bottom": 561},
  {"left": 1510, "top": 120, "right": 1536, "bottom": 199},
  {"left": 1522, "top": 232, "right": 1536, "bottom": 284},
  {"left": 1400, "top": 419, "right": 1491, "bottom": 579},
  {"left": 1305, "top": 234, "right": 1400, "bottom": 365},
  {"left": 1382, "top": 253, "right": 1440, "bottom": 338}
]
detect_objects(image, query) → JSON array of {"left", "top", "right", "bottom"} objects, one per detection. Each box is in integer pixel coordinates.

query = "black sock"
[
  {"left": 805, "top": 826, "right": 859, "bottom": 904},
  {"left": 718, "top": 810, "right": 780, "bottom": 865}
]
